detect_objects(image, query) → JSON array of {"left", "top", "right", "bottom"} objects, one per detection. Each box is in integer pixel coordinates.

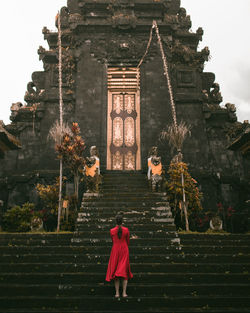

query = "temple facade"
[{"left": 0, "top": 0, "right": 249, "bottom": 211}]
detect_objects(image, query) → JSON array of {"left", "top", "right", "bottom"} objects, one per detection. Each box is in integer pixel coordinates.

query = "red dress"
[{"left": 106, "top": 226, "right": 133, "bottom": 281}]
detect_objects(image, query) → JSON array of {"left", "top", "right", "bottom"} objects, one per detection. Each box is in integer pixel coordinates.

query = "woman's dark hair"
[{"left": 116, "top": 215, "right": 123, "bottom": 239}]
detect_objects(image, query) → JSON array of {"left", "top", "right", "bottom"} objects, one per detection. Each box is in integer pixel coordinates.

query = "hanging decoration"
[
  {"left": 137, "top": 20, "right": 190, "bottom": 231},
  {"left": 153, "top": 21, "right": 177, "bottom": 132},
  {"left": 137, "top": 20, "right": 177, "bottom": 130}
]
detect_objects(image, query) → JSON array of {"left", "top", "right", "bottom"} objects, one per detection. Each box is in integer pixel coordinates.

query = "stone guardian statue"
[
  {"left": 84, "top": 146, "right": 101, "bottom": 193},
  {"left": 147, "top": 147, "right": 163, "bottom": 192}
]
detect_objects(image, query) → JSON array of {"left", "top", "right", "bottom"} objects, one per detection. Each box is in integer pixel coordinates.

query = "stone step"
[
  {"left": 79, "top": 206, "right": 171, "bottom": 212},
  {"left": 0, "top": 308, "right": 249, "bottom": 313},
  {"left": 82, "top": 197, "right": 168, "bottom": 203},
  {"left": 0, "top": 237, "right": 179, "bottom": 247},
  {"left": 101, "top": 175, "right": 147, "bottom": 179},
  {"left": 0, "top": 234, "right": 73, "bottom": 240},
  {"left": 101, "top": 182, "right": 148, "bottom": 187},
  {"left": 0, "top": 245, "right": 182, "bottom": 254},
  {"left": 0, "top": 295, "right": 249, "bottom": 310},
  {"left": 0, "top": 283, "right": 249, "bottom": 297},
  {"left": 178, "top": 239, "right": 250, "bottom": 246},
  {"left": 86, "top": 192, "right": 166, "bottom": 197},
  {"left": 2, "top": 237, "right": 249, "bottom": 248},
  {"left": 80, "top": 205, "right": 169, "bottom": 211},
  {"left": 3, "top": 232, "right": 176, "bottom": 239},
  {"left": 77, "top": 212, "right": 172, "bottom": 219},
  {"left": 0, "top": 231, "right": 178, "bottom": 239},
  {"left": 1, "top": 272, "right": 249, "bottom": 284},
  {"left": 102, "top": 179, "right": 147, "bottom": 184},
  {"left": 1, "top": 253, "right": 249, "bottom": 264},
  {"left": 103, "top": 174, "right": 146, "bottom": 178},
  {"left": 80, "top": 206, "right": 171, "bottom": 213},
  {"left": 98, "top": 189, "right": 152, "bottom": 194},
  {"left": 179, "top": 234, "right": 250, "bottom": 240},
  {"left": 100, "top": 182, "right": 150, "bottom": 186},
  {"left": 100, "top": 185, "right": 149, "bottom": 190},
  {"left": 1, "top": 262, "right": 249, "bottom": 274},
  {"left": 100, "top": 187, "right": 151, "bottom": 192},
  {"left": 72, "top": 230, "right": 245, "bottom": 241},
  {"left": 78, "top": 211, "right": 173, "bottom": 218},
  {"left": 1, "top": 309, "right": 250, "bottom": 313},
  {"left": 101, "top": 179, "right": 148, "bottom": 184},
  {"left": 180, "top": 245, "right": 250, "bottom": 254},
  {"left": 75, "top": 224, "right": 176, "bottom": 232},
  {"left": 100, "top": 184, "right": 150, "bottom": 188},
  {"left": 76, "top": 217, "right": 174, "bottom": 224},
  {"left": 102, "top": 174, "right": 146, "bottom": 179},
  {"left": 83, "top": 194, "right": 167, "bottom": 203},
  {"left": 1, "top": 233, "right": 249, "bottom": 240},
  {"left": 2, "top": 244, "right": 249, "bottom": 255},
  {"left": 101, "top": 179, "right": 148, "bottom": 183},
  {"left": 81, "top": 202, "right": 168, "bottom": 207}
]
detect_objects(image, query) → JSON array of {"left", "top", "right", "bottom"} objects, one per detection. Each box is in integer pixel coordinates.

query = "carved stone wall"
[{"left": 75, "top": 43, "right": 107, "bottom": 165}]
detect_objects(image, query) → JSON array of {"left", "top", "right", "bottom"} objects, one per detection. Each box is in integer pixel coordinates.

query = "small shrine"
[
  {"left": 0, "top": 121, "right": 21, "bottom": 159},
  {"left": 228, "top": 122, "right": 250, "bottom": 159}
]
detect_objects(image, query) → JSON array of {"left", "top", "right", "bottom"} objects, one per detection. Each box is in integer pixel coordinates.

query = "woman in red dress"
[{"left": 106, "top": 215, "right": 133, "bottom": 297}]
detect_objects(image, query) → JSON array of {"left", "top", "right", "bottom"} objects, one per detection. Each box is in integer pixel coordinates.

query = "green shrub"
[{"left": 2, "top": 202, "right": 34, "bottom": 232}]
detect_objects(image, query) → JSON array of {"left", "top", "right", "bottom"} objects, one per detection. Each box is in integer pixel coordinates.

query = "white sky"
[{"left": 0, "top": 0, "right": 249, "bottom": 124}]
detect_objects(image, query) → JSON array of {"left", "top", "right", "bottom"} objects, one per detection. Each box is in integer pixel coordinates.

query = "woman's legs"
[
  {"left": 114, "top": 278, "right": 120, "bottom": 297},
  {"left": 122, "top": 279, "right": 128, "bottom": 297},
  {"left": 114, "top": 278, "right": 128, "bottom": 297}
]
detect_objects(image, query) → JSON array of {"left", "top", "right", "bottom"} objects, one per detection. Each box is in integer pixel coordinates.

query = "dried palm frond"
[
  {"left": 47, "top": 120, "right": 72, "bottom": 144},
  {"left": 160, "top": 121, "right": 191, "bottom": 153}
]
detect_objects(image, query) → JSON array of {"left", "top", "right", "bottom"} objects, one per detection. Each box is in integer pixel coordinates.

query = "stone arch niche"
[{"left": 107, "top": 67, "right": 141, "bottom": 171}]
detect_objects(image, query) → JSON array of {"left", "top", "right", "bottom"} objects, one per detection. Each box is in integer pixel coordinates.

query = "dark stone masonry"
[{"left": 0, "top": 0, "right": 249, "bottom": 212}]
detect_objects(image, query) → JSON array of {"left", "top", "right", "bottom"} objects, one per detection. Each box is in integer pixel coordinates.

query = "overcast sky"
[{"left": 0, "top": 0, "right": 249, "bottom": 125}]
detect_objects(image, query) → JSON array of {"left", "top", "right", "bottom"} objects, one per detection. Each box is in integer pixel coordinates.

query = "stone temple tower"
[{"left": 0, "top": 0, "right": 249, "bottom": 211}]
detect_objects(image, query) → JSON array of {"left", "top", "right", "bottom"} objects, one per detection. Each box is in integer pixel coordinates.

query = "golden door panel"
[
  {"left": 112, "top": 151, "right": 123, "bottom": 170},
  {"left": 113, "top": 94, "right": 123, "bottom": 114},
  {"left": 113, "top": 117, "right": 123, "bottom": 147},
  {"left": 124, "top": 117, "right": 135, "bottom": 147},
  {"left": 124, "top": 151, "right": 135, "bottom": 171},
  {"left": 124, "top": 94, "right": 135, "bottom": 114}
]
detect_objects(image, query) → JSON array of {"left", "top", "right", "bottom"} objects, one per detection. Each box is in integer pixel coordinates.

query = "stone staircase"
[{"left": 0, "top": 172, "right": 250, "bottom": 312}]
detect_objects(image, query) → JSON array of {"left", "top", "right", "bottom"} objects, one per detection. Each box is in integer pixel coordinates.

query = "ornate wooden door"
[{"left": 107, "top": 68, "right": 141, "bottom": 170}]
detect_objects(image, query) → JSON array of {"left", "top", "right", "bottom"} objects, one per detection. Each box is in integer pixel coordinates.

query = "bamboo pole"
[
  {"left": 153, "top": 20, "right": 189, "bottom": 231},
  {"left": 57, "top": 12, "right": 63, "bottom": 232},
  {"left": 153, "top": 20, "right": 177, "bottom": 132}
]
